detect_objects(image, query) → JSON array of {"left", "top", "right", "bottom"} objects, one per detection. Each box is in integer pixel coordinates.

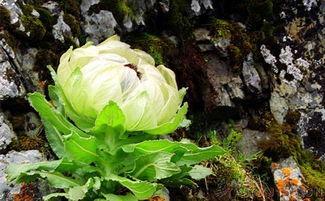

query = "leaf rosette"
[{"left": 6, "top": 35, "right": 225, "bottom": 201}]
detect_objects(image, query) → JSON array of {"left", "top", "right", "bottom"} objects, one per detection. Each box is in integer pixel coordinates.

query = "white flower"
[{"left": 56, "top": 35, "right": 187, "bottom": 134}]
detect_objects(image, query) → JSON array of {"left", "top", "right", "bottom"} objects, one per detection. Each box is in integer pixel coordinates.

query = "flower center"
[{"left": 124, "top": 63, "right": 141, "bottom": 78}]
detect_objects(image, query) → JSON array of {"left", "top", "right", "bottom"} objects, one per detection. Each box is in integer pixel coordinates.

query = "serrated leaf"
[
  {"left": 102, "top": 193, "right": 138, "bottom": 201},
  {"left": 28, "top": 92, "right": 75, "bottom": 135},
  {"left": 131, "top": 152, "right": 181, "bottom": 181},
  {"left": 43, "top": 120, "right": 65, "bottom": 158},
  {"left": 43, "top": 177, "right": 99, "bottom": 201},
  {"left": 122, "top": 139, "right": 225, "bottom": 166},
  {"left": 64, "top": 130, "right": 99, "bottom": 164},
  {"left": 6, "top": 160, "right": 62, "bottom": 182},
  {"left": 188, "top": 165, "right": 213, "bottom": 180},
  {"left": 176, "top": 142, "right": 226, "bottom": 166},
  {"left": 106, "top": 174, "right": 157, "bottom": 200}
]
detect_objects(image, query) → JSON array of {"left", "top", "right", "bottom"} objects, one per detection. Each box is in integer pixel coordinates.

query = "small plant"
[
  {"left": 7, "top": 36, "right": 225, "bottom": 200},
  {"left": 208, "top": 128, "right": 261, "bottom": 199}
]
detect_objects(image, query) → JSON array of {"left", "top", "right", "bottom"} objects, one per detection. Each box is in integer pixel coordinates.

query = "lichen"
[{"left": 256, "top": 113, "right": 325, "bottom": 193}]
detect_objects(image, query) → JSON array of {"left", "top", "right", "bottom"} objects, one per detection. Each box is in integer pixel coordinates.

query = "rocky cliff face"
[{"left": 0, "top": 0, "right": 324, "bottom": 200}]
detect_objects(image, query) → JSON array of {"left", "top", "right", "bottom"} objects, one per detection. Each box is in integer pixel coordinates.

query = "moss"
[
  {"left": 211, "top": 19, "right": 232, "bottom": 39},
  {"left": 20, "top": 15, "right": 46, "bottom": 41},
  {"left": 35, "top": 6, "right": 56, "bottom": 28},
  {"left": 21, "top": 4, "right": 34, "bottom": 15},
  {"left": 0, "top": 31, "right": 18, "bottom": 50},
  {"left": 0, "top": 6, "right": 11, "bottom": 28},
  {"left": 257, "top": 113, "right": 325, "bottom": 195},
  {"left": 126, "top": 33, "right": 174, "bottom": 65},
  {"left": 61, "top": 0, "right": 81, "bottom": 19},
  {"left": 166, "top": 0, "right": 192, "bottom": 40},
  {"left": 63, "top": 13, "right": 81, "bottom": 36},
  {"left": 35, "top": 50, "right": 59, "bottom": 70},
  {"left": 95, "top": 0, "right": 135, "bottom": 23}
]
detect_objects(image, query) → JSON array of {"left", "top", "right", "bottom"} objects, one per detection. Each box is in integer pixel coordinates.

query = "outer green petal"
[
  {"left": 157, "top": 65, "right": 177, "bottom": 89},
  {"left": 144, "top": 102, "right": 188, "bottom": 135}
]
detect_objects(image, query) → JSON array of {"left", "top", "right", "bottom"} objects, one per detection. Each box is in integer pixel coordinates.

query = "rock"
[
  {"left": 0, "top": 0, "right": 25, "bottom": 32},
  {"left": 0, "top": 150, "right": 43, "bottom": 201},
  {"left": 191, "top": 0, "right": 213, "bottom": 15},
  {"left": 204, "top": 53, "right": 245, "bottom": 108},
  {"left": 52, "top": 12, "right": 72, "bottom": 43},
  {"left": 0, "top": 113, "right": 16, "bottom": 151},
  {"left": 271, "top": 157, "right": 308, "bottom": 201},
  {"left": 0, "top": 43, "right": 25, "bottom": 100},
  {"left": 238, "top": 129, "right": 270, "bottom": 156},
  {"left": 242, "top": 53, "right": 262, "bottom": 93},
  {"left": 193, "top": 28, "right": 211, "bottom": 41},
  {"left": 82, "top": 10, "right": 118, "bottom": 44},
  {"left": 80, "top": 0, "right": 100, "bottom": 15},
  {"left": 260, "top": 45, "right": 278, "bottom": 73},
  {"left": 270, "top": 92, "right": 288, "bottom": 124},
  {"left": 23, "top": 112, "right": 42, "bottom": 137},
  {"left": 298, "top": 111, "right": 325, "bottom": 158}
]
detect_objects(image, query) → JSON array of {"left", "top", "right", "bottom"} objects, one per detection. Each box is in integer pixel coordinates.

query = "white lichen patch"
[
  {"left": 0, "top": 61, "right": 20, "bottom": 100},
  {"left": 260, "top": 45, "right": 278, "bottom": 72},
  {"left": 303, "top": 0, "right": 318, "bottom": 11},
  {"left": 0, "top": 113, "right": 16, "bottom": 151}
]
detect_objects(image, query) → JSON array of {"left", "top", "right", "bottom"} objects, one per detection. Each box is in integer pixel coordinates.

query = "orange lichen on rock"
[
  {"left": 290, "top": 178, "right": 300, "bottom": 186},
  {"left": 13, "top": 183, "right": 36, "bottom": 201},
  {"left": 149, "top": 196, "right": 167, "bottom": 201},
  {"left": 282, "top": 167, "right": 292, "bottom": 177}
]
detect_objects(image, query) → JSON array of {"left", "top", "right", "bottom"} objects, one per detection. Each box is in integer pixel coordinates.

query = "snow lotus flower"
[{"left": 55, "top": 35, "right": 187, "bottom": 134}]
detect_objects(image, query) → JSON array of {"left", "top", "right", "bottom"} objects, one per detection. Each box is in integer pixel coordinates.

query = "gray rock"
[
  {"left": 0, "top": 113, "right": 16, "bottom": 151},
  {"left": 83, "top": 10, "right": 118, "bottom": 44},
  {"left": 270, "top": 91, "right": 288, "bottom": 124},
  {"left": 80, "top": 0, "right": 100, "bottom": 15},
  {"left": 238, "top": 129, "right": 270, "bottom": 156},
  {"left": 0, "top": 150, "right": 43, "bottom": 201},
  {"left": 0, "top": 41, "right": 25, "bottom": 100},
  {"left": 52, "top": 12, "right": 72, "bottom": 43},
  {"left": 242, "top": 53, "right": 262, "bottom": 93},
  {"left": 193, "top": 28, "right": 211, "bottom": 41},
  {"left": 0, "top": 0, "right": 25, "bottom": 32}
]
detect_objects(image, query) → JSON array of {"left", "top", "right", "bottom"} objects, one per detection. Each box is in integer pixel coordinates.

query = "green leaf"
[
  {"left": 106, "top": 174, "right": 157, "bottom": 200},
  {"left": 188, "top": 165, "right": 213, "bottom": 180},
  {"left": 122, "top": 139, "right": 225, "bottom": 166},
  {"left": 64, "top": 130, "right": 99, "bottom": 164},
  {"left": 102, "top": 193, "right": 138, "bottom": 201},
  {"left": 92, "top": 101, "right": 125, "bottom": 134},
  {"left": 176, "top": 141, "right": 226, "bottom": 166},
  {"left": 48, "top": 85, "right": 64, "bottom": 114},
  {"left": 7, "top": 160, "right": 63, "bottom": 182},
  {"left": 43, "top": 120, "right": 65, "bottom": 158},
  {"left": 131, "top": 152, "right": 181, "bottom": 181},
  {"left": 28, "top": 92, "right": 75, "bottom": 135},
  {"left": 144, "top": 103, "right": 188, "bottom": 135},
  {"left": 121, "top": 139, "right": 186, "bottom": 154},
  {"left": 43, "top": 177, "right": 100, "bottom": 201}
]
